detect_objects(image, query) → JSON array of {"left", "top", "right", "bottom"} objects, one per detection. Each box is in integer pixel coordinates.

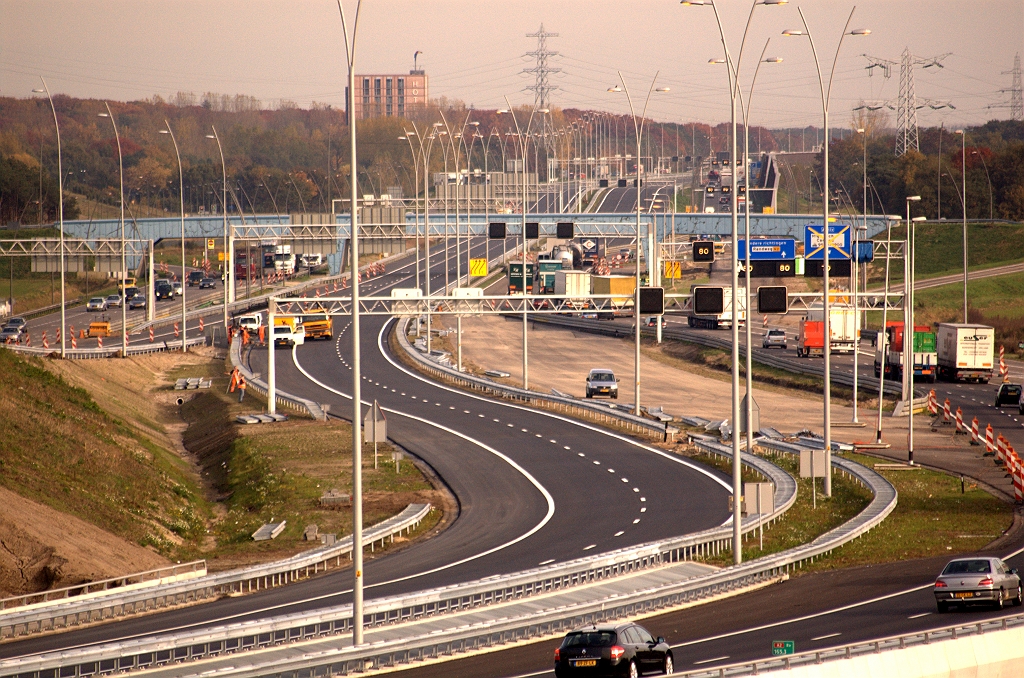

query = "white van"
[{"left": 235, "top": 314, "right": 263, "bottom": 331}]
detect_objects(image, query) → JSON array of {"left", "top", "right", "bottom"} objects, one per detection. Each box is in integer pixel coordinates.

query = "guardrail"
[
  {"left": 230, "top": 336, "right": 326, "bottom": 420},
  {"left": 2, "top": 336, "right": 207, "bottom": 359},
  {"left": 0, "top": 436, "right": 896, "bottom": 678},
  {"left": 0, "top": 561, "right": 206, "bottom": 612},
  {"left": 0, "top": 504, "right": 430, "bottom": 642},
  {"left": 678, "top": 612, "right": 1024, "bottom": 677}
]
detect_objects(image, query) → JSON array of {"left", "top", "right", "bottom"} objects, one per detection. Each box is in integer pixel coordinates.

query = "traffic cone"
[
  {"left": 927, "top": 390, "right": 938, "bottom": 415},
  {"left": 97, "top": 335, "right": 103, "bottom": 349},
  {"left": 174, "top": 323, "right": 180, "bottom": 338},
  {"left": 71, "top": 335, "right": 77, "bottom": 349},
  {"left": 942, "top": 399, "right": 952, "bottom": 425},
  {"left": 996, "top": 435, "right": 1008, "bottom": 466},
  {"left": 149, "top": 327, "right": 155, "bottom": 342},
  {"left": 971, "top": 417, "right": 980, "bottom": 445},
  {"left": 42, "top": 331, "right": 48, "bottom": 349},
  {"left": 56, "top": 327, "right": 61, "bottom": 343},
  {"left": 199, "top": 317, "right": 205, "bottom": 332},
  {"left": 955, "top": 407, "right": 965, "bottom": 434},
  {"left": 985, "top": 425, "right": 996, "bottom": 456}
]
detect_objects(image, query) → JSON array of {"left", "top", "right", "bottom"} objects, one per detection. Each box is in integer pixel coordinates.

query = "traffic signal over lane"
[
  {"left": 693, "top": 241, "right": 715, "bottom": 263},
  {"left": 638, "top": 287, "right": 665, "bottom": 315},
  {"left": 488, "top": 222, "right": 506, "bottom": 239},
  {"left": 757, "top": 286, "right": 789, "bottom": 314},
  {"left": 693, "top": 286, "right": 724, "bottom": 315}
]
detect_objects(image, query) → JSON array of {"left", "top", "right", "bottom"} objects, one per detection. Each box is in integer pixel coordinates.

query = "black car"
[
  {"left": 995, "top": 383, "right": 1022, "bottom": 408},
  {"left": 199, "top": 278, "right": 217, "bottom": 289},
  {"left": 554, "top": 623, "right": 672, "bottom": 677},
  {"left": 187, "top": 271, "right": 205, "bottom": 287},
  {"left": 155, "top": 284, "right": 174, "bottom": 301}
]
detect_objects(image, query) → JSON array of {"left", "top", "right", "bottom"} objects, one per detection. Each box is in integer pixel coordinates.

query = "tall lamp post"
[
  {"left": 33, "top": 78, "right": 66, "bottom": 358},
  {"left": 683, "top": 0, "right": 785, "bottom": 564},
  {"left": 853, "top": 126, "right": 868, "bottom": 423},
  {"left": 499, "top": 98, "right": 547, "bottom": 390},
  {"left": 783, "top": 7, "right": 870, "bottom": 497},
  {"left": 204, "top": 127, "right": 230, "bottom": 336},
  {"left": 334, "top": 0, "right": 366, "bottom": 646},
  {"left": 956, "top": 129, "right": 968, "bottom": 322},
  {"left": 905, "top": 196, "right": 925, "bottom": 464},
  {"left": 159, "top": 122, "right": 188, "bottom": 353},
  {"left": 98, "top": 103, "right": 127, "bottom": 357},
  {"left": 608, "top": 73, "right": 668, "bottom": 417}
]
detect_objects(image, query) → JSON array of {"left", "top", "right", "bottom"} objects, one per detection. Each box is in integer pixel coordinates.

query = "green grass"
[
  {"left": 0, "top": 349, "right": 210, "bottom": 557},
  {"left": 869, "top": 222, "right": 1024, "bottom": 285}
]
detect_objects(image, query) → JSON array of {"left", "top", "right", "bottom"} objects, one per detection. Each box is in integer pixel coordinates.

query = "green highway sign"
[{"left": 772, "top": 640, "right": 795, "bottom": 656}]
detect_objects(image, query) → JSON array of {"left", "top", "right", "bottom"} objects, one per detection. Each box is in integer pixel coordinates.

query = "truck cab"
[{"left": 272, "top": 317, "right": 305, "bottom": 347}]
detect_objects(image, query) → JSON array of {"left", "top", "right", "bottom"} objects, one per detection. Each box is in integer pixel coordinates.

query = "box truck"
[
  {"left": 591, "top": 275, "right": 636, "bottom": 317},
  {"left": 936, "top": 323, "right": 994, "bottom": 383},
  {"left": 805, "top": 304, "right": 858, "bottom": 353}
]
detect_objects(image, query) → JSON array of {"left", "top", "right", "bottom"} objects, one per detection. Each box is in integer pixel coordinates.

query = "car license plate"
[
  {"left": 953, "top": 592, "right": 974, "bottom": 599},
  {"left": 572, "top": 659, "right": 598, "bottom": 667}
]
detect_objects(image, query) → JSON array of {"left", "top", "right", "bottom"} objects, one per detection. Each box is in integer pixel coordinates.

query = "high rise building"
[{"left": 346, "top": 70, "right": 428, "bottom": 120}]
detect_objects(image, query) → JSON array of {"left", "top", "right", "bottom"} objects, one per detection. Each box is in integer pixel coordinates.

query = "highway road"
[{"left": 0, "top": 234, "right": 734, "bottom": 662}]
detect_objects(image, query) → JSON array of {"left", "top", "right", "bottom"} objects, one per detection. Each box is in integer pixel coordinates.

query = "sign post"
[{"left": 363, "top": 400, "right": 386, "bottom": 470}]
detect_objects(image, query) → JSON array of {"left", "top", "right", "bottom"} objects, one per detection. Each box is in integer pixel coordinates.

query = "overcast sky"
[{"left": 2, "top": 0, "right": 1022, "bottom": 128}]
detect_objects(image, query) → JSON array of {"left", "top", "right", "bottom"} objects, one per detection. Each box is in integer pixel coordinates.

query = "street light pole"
[
  {"left": 205, "top": 127, "right": 229, "bottom": 337},
  {"left": 336, "top": 0, "right": 365, "bottom": 646},
  {"left": 853, "top": 126, "right": 867, "bottom": 423},
  {"left": 33, "top": 79, "right": 66, "bottom": 358},
  {"left": 159, "top": 122, "right": 187, "bottom": 353},
  {"left": 905, "top": 195, "right": 923, "bottom": 465},
  {"left": 609, "top": 73, "right": 668, "bottom": 417},
  {"left": 956, "top": 129, "right": 968, "bottom": 322},
  {"left": 98, "top": 103, "right": 127, "bottom": 357},
  {"left": 783, "top": 6, "right": 869, "bottom": 497},
  {"left": 499, "top": 98, "right": 548, "bottom": 391}
]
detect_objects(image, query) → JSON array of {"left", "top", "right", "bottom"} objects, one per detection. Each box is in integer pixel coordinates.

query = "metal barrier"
[
  {"left": 677, "top": 612, "right": 1024, "bottom": 677},
  {"left": 2, "top": 336, "right": 207, "bottom": 359},
  {"left": 0, "top": 504, "right": 430, "bottom": 642}
]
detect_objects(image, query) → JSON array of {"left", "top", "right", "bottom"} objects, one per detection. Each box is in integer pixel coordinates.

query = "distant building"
[{"left": 346, "top": 70, "right": 428, "bottom": 120}]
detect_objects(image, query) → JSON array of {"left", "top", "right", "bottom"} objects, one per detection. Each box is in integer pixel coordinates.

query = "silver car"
[
  {"left": 586, "top": 369, "right": 619, "bottom": 399},
  {"left": 762, "top": 328, "right": 788, "bottom": 349},
  {"left": 934, "top": 557, "right": 1021, "bottom": 612},
  {"left": 86, "top": 297, "right": 108, "bottom": 312},
  {"left": 105, "top": 294, "right": 123, "bottom": 308}
]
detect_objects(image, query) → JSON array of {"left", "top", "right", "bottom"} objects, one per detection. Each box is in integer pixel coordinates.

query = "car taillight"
[
  {"left": 934, "top": 580, "right": 947, "bottom": 588},
  {"left": 979, "top": 578, "right": 993, "bottom": 586},
  {"left": 610, "top": 645, "right": 625, "bottom": 661},
  {"left": 554, "top": 648, "right": 560, "bottom": 662}
]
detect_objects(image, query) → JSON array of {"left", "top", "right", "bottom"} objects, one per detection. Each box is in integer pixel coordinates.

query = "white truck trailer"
[{"left": 936, "top": 323, "right": 994, "bottom": 383}]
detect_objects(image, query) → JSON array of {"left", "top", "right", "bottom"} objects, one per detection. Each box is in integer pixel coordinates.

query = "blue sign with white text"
[
  {"left": 804, "top": 224, "right": 851, "bottom": 260},
  {"left": 738, "top": 238, "right": 796, "bottom": 261}
]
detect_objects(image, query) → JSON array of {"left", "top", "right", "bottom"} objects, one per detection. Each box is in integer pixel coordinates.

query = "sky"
[{"left": 2, "top": 0, "right": 1022, "bottom": 129}]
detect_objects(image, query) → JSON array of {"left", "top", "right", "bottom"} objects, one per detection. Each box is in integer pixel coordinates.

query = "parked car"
[
  {"left": 586, "top": 368, "right": 619, "bottom": 399},
  {"left": 994, "top": 383, "right": 1022, "bottom": 408},
  {"left": 128, "top": 295, "right": 147, "bottom": 311},
  {"left": 3, "top": 317, "right": 27, "bottom": 332},
  {"left": 934, "top": 557, "right": 1021, "bottom": 612},
  {"left": 0, "top": 326, "right": 24, "bottom": 343},
  {"left": 762, "top": 328, "right": 788, "bottom": 349},
  {"left": 105, "top": 294, "right": 123, "bottom": 308},
  {"left": 553, "top": 623, "right": 673, "bottom": 677},
  {"left": 86, "top": 297, "right": 108, "bottom": 312},
  {"left": 199, "top": 278, "right": 217, "bottom": 289}
]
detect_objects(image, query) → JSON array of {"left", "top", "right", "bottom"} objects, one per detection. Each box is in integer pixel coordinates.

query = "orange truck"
[{"left": 797, "top": 320, "right": 824, "bottom": 357}]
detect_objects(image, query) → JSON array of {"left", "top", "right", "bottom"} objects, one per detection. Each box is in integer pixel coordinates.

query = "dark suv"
[{"left": 554, "top": 623, "right": 672, "bottom": 677}]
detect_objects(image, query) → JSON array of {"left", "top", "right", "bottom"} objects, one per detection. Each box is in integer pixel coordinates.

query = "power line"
[{"left": 523, "top": 24, "right": 560, "bottom": 151}]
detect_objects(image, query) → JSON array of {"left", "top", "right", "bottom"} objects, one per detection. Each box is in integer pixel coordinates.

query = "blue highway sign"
[
  {"left": 738, "top": 238, "right": 795, "bottom": 261},
  {"left": 804, "top": 224, "right": 851, "bottom": 260}
]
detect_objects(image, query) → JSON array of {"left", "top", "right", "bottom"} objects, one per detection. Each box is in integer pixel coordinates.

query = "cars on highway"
[
  {"left": 933, "top": 557, "right": 1021, "bottom": 612},
  {"left": 762, "top": 328, "right": 788, "bottom": 349},
  {"left": 3, "top": 317, "right": 27, "bottom": 332},
  {"left": 994, "top": 383, "right": 1021, "bottom": 408},
  {"left": 718, "top": 196, "right": 730, "bottom": 205},
  {"left": 199, "top": 277, "right": 217, "bottom": 289},
  {"left": 273, "top": 323, "right": 305, "bottom": 347},
  {"left": 187, "top": 271, "right": 204, "bottom": 286},
  {"left": 586, "top": 368, "right": 619, "bottom": 399},
  {"left": 123, "top": 286, "right": 140, "bottom": 300},
  {"left": 128, "top": 295, "right": 147, "bottom": 310},
  {"left": 0, "top": 326, "right": 24, "bottom": 343},
  {"left": 105, "top": 294, "right": 123, "bottom": 308},
  {"left": 172, "top": 281, "right": 183, "bottom": 296},
  {"left": 553, "top": 622, "right": 672, "bottom": 677},
  {"left": 86, "top": 297, "right": 108, "bottom": 312},
  {"left": 154, "top": 283, "right": 174, "bottom": 301},
  {"left": 631, "top": 317, "right": 667, "bottom": 331}
]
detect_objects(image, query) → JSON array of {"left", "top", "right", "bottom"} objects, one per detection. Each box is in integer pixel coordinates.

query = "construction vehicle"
[
  {"left": 88, "top": 321, "right": 112, "bottom": 338},
  {"left": 936, "top": 323, "right": 994, "bottom": 383},
  {"left": 300, "top": 309, "right": 334, "bottom": 340}
]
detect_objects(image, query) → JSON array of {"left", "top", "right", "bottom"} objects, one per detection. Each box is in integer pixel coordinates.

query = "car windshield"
[
  {"left": 90, "top": 298, "right": 104, "bottom": 303},
  {"left": 590, "top": 372, "right": 614, "bottom": 382},
  {"left": 302, "top": 315, "right": 328, "bottom": 323},
  {"left": 562, "top": 631, "right": 616, "bottom": 648},
  {"left": 768, "top": 330, "right": 785, "bottom": 336},
  {"left": 942, "top": 560, "right": 991, "bottom": 575}
]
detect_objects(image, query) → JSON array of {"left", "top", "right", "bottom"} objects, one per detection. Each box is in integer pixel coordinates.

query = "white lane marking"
[
  {"left": 632, "top": 519, "right": 640, "bottom": 524},
  {"left": 693, "top": 656, "right": 730, "bottom": 665},
  {"left": 621, "top": 478, "right": 629, "bottom": 483},
  {"left": 583, "top": 544, "right": 596, "bottom": 551},
  {"left": 578, "top": 453, "right": 586, "bottom": 457},
  {"left": 908, "top": 612, "right": 932, "bottom": 619},
  {"left": 293, "top": 344, "right": 557, "bottom": 586},
  {"left": 593, "top": 460, "right": 601, "bottom": 465},
  {"left": 669, "top": 583, "right": 936, "bottom": 649},
  {"left": 640, "top": 497, "right": 646, "bottom": 501},
  {"left": 549, "top": 439, "right": 557, "bottom": 444},
  {"left": 538, "top": 559, "right": 555, "bottom": 566},
  {"left": 811, "top": 632, "right": 841, "bottom": 641},
  {"left": 564, "top": 446, "right": 571, "bottom": 450},
  {"left": 614, "top": 531, "right": 624, "bottom": 536},
  {"left": 608, "top": 468, "right": 615, "bottom": 473},
  {"left": 641, "top": 507, "right": 647, "bottom": 513},
  {"left": 377, "top": 316, "right": 733, "bottom": 494}
]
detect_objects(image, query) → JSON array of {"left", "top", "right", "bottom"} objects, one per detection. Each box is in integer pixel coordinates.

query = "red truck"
[{"left": 797, "top": 320, "right": 824, "bottom": 357}]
